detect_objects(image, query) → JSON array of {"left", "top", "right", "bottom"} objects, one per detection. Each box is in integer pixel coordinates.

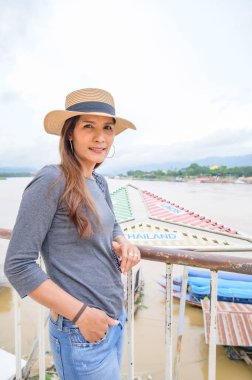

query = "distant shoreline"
[
  {"left": 0, "top": 173, "right": 33, "bottom": 179},
  {"left": 110, "top": 176, "right": 252, "bottom": 184}
]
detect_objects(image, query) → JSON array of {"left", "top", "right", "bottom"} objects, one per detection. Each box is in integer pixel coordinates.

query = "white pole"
[
  {"left": 174, "top": 266, "right": 188, "bottom": 380},
  {"left": 208, "top": 270, "right": 218, "bottom": 380},
  {"left": 14, "top": 291, "right": 22, "bottom": 380},
  {"left": 38, "top": 303, "right": 45, "bottom": 379},
  {"left": 127, "top": 269, "right": 134, "bottom": 379},
  {"left": 165, "top": 263, "right": 173, "bottom": 380},
  {"left": 38, "top": 253, "right": 46, "bottom": 380}
]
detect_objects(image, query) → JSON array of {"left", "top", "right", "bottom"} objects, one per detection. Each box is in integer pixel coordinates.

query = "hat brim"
[{"left": 44, "top": 110, "right": 136, "bottom": 136}]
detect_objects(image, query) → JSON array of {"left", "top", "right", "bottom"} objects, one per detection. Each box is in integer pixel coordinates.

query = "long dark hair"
[{"left": 59, "top": 116, "right": 100, "bottom": 238}]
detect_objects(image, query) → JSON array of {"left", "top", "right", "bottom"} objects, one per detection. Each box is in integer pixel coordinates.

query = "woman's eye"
[
  {"left": 83, "top": 124, "right": 92, "bottom": 129},
  {"left": 104, "top": 125, "right": 113, "bottom": 131}
]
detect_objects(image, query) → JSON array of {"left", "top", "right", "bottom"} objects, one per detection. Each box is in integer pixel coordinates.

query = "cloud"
[
  {"left": 0, "top": 0, "right": 252, "bottom": 172},
  {"left": 0, "top": 91, "right": 21, "bottom": 104},
  {"left": 99, "top": 127, "right": 252, "bottom": 173},
  {"left": 0, "top": 134, "right": 59, "bottom": 168}
]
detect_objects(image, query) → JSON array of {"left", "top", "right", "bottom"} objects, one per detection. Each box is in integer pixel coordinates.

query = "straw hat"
[{"left": 44, "top": 88, "right": 136, "bottom": 136}]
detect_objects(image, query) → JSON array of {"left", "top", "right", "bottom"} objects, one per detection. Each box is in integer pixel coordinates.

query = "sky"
[{"left": 0, "top": 0, "right": 252, "bottom": 174}]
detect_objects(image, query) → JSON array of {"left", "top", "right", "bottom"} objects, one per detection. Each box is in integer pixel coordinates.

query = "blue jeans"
[{"left": 49, "top": 308, "right": 127, "bottom": 380}]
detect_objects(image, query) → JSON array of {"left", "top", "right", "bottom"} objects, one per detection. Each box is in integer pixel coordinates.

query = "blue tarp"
[
  {"left": 187, "top": 268, "right": 252, "bottom": 282},
  {"left": 190, "top": 283, "right": 252, "bottom": 299},
  {"left": 187, "top": 277, "right": 252, "bottom": 290}
]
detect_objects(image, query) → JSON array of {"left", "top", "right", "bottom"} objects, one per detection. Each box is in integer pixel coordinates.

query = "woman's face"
[{"left": 70, "top": 114, "right": 115, "bottom": 173}]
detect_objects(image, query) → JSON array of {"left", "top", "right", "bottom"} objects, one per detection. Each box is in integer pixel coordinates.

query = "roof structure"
[
  {"left": 110, "top": 184, "right": 252, "bottom": 249},
  {"left": 141, "top": 190, "right": 238, "bottom": 234},
  {"left": 122, "top": 222, "right": 231, "bottom": 247},
  {"left": 201, "top": 300, "right": 252, "bottom": 347},
  {"left": 110, "top": 186, "right": 133, "bottom": 223}
]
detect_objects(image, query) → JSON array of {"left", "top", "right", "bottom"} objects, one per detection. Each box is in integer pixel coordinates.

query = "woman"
[{"left": 4, "top": 88, "right": 140, "bottom": 379}]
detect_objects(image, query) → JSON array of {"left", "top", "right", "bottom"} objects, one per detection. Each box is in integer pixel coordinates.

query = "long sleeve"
[{"left": 4, "top": 165, "right": 64, "bottom": 298}]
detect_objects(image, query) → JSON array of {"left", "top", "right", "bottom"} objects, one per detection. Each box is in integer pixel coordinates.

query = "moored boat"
[{"left": 158, "top": 268, "right": 252, "bottom": 307}]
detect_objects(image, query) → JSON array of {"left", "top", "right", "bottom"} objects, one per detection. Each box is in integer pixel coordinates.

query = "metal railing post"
[
  {"left": 38, "top": 304, "right": 45, "bottom": 379},
  {"left": 127, "top": 269, "right": 135, "bottom": 379},
  {"left": 174, "top": 266, "right": 188, "bottom": 380},
  {"left": 38, "top": 254, "right": 46, "bottom": 380},
  {"left": 165, "top": 263, "right": 173, "bottom": 380},
  {"left": 14, "top": 291, "right": 22, "bottom": 380},
  {"left": 208, "top": 270, "right": 218, "bottom": 380}
]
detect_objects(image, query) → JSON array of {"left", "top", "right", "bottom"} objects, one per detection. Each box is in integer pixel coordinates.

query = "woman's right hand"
[{"left": 76, "top": 306, "right": 119, "bottom": 343}]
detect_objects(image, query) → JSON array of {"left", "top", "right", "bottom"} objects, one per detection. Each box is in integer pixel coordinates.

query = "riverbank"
[{"left": 112, "top": 175, "right": 252, "bottom": 184}]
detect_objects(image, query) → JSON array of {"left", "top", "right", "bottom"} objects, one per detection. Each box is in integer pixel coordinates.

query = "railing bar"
[
  {"left": 38, "top": 304, "right": 45, "bottom": 380},
  {"left": 183, "top": 246, "right": 252, "bottom": 252},
  {"left": 174, "top": 265, "right": 188, "bottom": 380},
  {"left": 2, "top": 229, "right": 252, "bottom": 274},
  {"left": 208, "top": 270, "right": 218, "bottom": 380},
  {"left": 127, "top": 269, "right": 134, "bottom": 379},
  {"left": 14, "top": 291, "right": 22, "bottom": 380},
  {"left": 165, "top": 263, "right": 173, "bottom": 380},
  {"left": 138, "top": 246, "right": 252, "bottom": 275}
]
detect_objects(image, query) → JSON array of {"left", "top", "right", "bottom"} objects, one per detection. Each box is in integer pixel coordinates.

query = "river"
[{"left": 0, "top": 177, "right": 252, "bottom": 379}]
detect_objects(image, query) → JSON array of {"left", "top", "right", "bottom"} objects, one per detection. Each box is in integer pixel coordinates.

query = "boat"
[
  {"left": 158, "top": 268, "right": 252, "bottom": 307},
  {"left": 183, "top": 268, "right": 252, "bottom": 282},
  {"left": 234, "top": 178, "right": 246, "bottom": 184},
  {"left": 225, "top": 346, "right": 252, "bottom": 369},
  {"left": 157, "top": 280, "right": 202, "bottom": 307}
]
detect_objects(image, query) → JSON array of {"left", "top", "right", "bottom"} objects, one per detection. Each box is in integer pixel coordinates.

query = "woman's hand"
[
  {"left": 112, "top": 237, "right": 141, "bottom": 274},
  {"left": 76, "top": 306, "right": 119, "bottom": 343}
]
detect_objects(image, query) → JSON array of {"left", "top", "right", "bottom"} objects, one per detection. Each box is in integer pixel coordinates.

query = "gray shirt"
[{"left": 4, "top": 165, "right": 125, "bottom": 319}]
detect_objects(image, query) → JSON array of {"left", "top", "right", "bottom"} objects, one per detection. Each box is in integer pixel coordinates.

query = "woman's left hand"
[{"left": 112, "top": 238, "right": 141, "bottom": 274}]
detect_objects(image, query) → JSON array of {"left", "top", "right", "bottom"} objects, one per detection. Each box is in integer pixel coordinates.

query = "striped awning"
[
  {"left": 111, "top": 187, "right": 134, "bottom": 223},
  {"left": 109, "top": 184, "right": 252, "bottom": 247},
  {"left": 201, "top": 300, "right": 252, "bottom": 346},
  {"left": 141, "top": 190, "right": 238, "bottom": 235}
]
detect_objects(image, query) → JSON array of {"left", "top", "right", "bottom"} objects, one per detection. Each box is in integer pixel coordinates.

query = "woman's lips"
[{"left": 89, "top": 147, "right": 105, "bottom": 153}]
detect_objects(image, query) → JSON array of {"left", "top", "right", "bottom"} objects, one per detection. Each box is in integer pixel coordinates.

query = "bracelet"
[{"left": 72, "top": 303, "right": 87, "bottom": 324}]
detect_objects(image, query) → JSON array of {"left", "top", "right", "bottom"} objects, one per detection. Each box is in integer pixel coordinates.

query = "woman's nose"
[{"left": 94, "top": 130, "right": 105, "bottom": 142}]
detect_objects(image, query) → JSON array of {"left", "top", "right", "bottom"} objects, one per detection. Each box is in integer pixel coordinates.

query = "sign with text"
[
  {"left": 125, "top": 232, "right": 183, "bottom": 241},
  {"left": 159, "top": 203, "right": 185, "bottom": 215}
]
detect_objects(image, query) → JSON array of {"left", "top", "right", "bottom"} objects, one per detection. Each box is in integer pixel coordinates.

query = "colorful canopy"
[
  {"left": 110, "top": 184, "right": 252, "bottom": 248},
  {"left": 122, "top": 223, "right": 231, "bottom": 247},
  {"left": 141, "top": 190, "right": 238, "bottom": 234},
  {"left": 110, "top": 186, "right": 133, "bottom": 222}
]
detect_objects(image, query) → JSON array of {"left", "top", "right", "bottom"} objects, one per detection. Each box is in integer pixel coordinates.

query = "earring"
[
  {"left": 107, "top": 144, "right": 115, "bottom": 158},
  {"left": 69, "top": 140, "right": 74, "bottom": 153}
]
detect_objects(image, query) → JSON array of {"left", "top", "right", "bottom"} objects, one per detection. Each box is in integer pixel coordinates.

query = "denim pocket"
[
  {"left": 49, "top": 313, "right": 59, "bottom": 326},
  {"left": 70, "top": 328, "right": 114, "bottom": 376},
  {"left": 69, "top": 327, "right": 110, "bottom": 348},
  {"left": 49, "top": 334, "right": 64, "bottom": 379}
]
